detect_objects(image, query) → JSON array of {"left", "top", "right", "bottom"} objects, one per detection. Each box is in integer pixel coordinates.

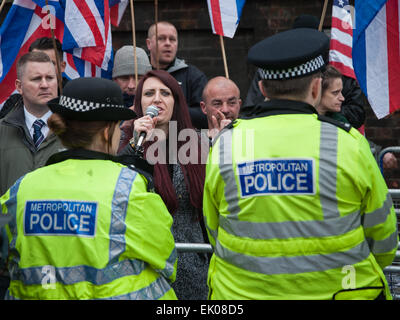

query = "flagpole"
[
  {"left": 0, "top": 0, "right": 7, "bottom": 17},
  {"left": 219, "top": 35, "right": 229, "bottom": 79},
  {"left": 45, "top": 0, "right": 63, "bottom": 95},
  {"left": 319, "top": 0, "right": 329, "bottom": 31},
  {"left": 154, "top": 0, "right": 159, "bottom": 70},
  {"left": 129, "top": 0, "right": 138, "bottom": 85}
]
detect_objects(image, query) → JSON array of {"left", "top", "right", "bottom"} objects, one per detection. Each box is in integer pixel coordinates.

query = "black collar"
[
  {"left": 240, "top": 99, "right": 318, "bottom": 119},
  {"left": 238, "top": 98, "right": 351, "bottom": 132},
  {"left": 46, "top": 148, "right": 154, "bottom": 176}
]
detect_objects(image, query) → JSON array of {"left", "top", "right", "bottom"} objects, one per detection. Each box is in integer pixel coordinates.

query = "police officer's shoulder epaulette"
[
  {"left": 317, "top": 114, "right": 352, "bottom": 132},
  {"left": 127, "top": 164, "right": 155, "bottom": 192},
  {"left": 223, "top": 119, "right": 236, "bottom": 131},
  {"left": 115, "top": 153, "right": 155, "bottom": 192}
]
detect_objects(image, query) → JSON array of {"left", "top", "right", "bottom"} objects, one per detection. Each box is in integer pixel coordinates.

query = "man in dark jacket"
[
  {"left": 146, "top": 21, "right": 208, "bottom": 129},
  {"left": 0, "top": 52, "right": 64, "bottom": 299}
]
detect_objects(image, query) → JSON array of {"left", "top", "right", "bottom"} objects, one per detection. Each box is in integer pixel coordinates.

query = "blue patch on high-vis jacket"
[
  {"left": 237, "top": 159, "right": 315, "bottom": 197},
  {"left": 24, "top": 200, "right": 97, "bottom": 237}
]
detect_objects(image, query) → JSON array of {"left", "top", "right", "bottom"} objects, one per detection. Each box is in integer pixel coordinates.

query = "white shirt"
[{"left": 24, "top": 107, "right": 52, "bottom": 140}]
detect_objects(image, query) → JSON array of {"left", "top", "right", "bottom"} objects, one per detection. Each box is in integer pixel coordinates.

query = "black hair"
[{"left": 29, "top": 37, "right": 63, "bottom": 58}]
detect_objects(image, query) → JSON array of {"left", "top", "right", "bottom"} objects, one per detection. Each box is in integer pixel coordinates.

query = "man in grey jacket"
[
  {"left": 0, "top": 52, "right": 64, "bottom": 297},
  {"left": 0, "top": 52, "right": 64, "bottom": 196},
  {"left": 146, "top": 21, "right": 208, "bottom": 129}
]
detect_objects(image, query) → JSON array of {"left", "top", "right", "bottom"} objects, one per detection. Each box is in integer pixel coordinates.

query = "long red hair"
[{"left": 132, "top": 70, "right": 205, "bottom": 216}]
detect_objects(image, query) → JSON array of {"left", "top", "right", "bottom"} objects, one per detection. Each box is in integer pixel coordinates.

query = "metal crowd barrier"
[
  {"left": 384, "top": 189, "right": 400, "bottom": 299},
  {"left": 175, "top": 243, "right": 212, "bottom": 253},
  {"left": 176, "top": 189, "right": 400, "bottom": 299}
]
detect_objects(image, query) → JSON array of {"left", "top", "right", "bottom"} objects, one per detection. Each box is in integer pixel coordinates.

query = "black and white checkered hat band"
[
  {"left": 260, "top": 55, "right": 325, "bottom": 80},
  {"left": 59, "top": 95, "right": 125, "bottom": 112}
]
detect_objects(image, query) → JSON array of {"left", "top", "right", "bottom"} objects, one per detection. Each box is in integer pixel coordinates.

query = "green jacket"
[
  {"left": 0, "top": 104, "right": 64, "bottom": 196},
  {"left": 204, "top": 99, "right": 398, "bottom": 300},
  {"left": 1, "top": 150, "right": 177, "bottom": 299}
]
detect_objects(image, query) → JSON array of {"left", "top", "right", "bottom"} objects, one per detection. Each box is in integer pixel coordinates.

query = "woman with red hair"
[{"left": 119, "top": 70, "right": 209, "bottom": 300}]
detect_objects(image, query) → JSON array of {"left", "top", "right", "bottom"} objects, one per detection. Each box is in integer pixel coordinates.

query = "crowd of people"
[{"left": 0, "top": 15, "right": 398, "bottom": 300}]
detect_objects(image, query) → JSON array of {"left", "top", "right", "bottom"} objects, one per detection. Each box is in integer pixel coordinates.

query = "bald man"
[{"left": 200, "top": 76, "right": 242, "bottom": 139}]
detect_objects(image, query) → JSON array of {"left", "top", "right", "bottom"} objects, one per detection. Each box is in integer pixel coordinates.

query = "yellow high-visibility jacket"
[
  {"left": 1, "top": 150, "right": 177, "bottom": 300},
  {"left": 203, "top": 100, "right": 398, "bottom": 300}
]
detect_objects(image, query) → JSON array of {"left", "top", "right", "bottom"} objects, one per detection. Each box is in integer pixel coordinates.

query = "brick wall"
[
  {"left": 1, "top": 0, "right": 398, "bottom": 186},
  {"left": 113, "top": 0, "right": 326, "bottom": 100}
]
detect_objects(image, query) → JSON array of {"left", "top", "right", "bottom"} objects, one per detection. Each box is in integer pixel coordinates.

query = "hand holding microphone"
[{"left": 132, "top": 105, "right": 159, "bottom": 152}]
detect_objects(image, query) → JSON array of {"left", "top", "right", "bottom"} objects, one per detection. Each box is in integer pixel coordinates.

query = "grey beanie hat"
[{"left": 112, "top": 46, "right": 151, "bottom": 78}]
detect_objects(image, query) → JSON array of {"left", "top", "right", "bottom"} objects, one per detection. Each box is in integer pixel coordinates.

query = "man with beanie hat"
[{"left": 112, "top": 46, "right": 152, "bottom": 108}]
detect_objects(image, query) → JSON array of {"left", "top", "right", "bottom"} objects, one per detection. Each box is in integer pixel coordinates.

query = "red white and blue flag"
[
  {"left": 0, "top": 0, "right": 64, "bottom": 105},
  {"left": 32, "top": 0, "right": 117, "bottom": 71},
  {"left": 329, "top": 0, "right": 356, "bottom": 79},
  {"left": 353, "top": 0, "right": 400, "bottom": 118},
  {"left": 110, "top": 0, "right": 128, "bottom": 27},
  {"left": 0, "top": 0, "right": 127, "bottom": 106},
  {"left": 207, "top": 0, "right": 246, "bottom": 38}
]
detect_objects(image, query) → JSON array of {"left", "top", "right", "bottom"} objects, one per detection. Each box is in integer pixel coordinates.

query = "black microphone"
[{"left": 135, "top": 105, "right": 159, "bottom": 149}]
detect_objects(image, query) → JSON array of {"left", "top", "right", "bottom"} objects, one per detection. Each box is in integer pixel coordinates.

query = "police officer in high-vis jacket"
[
  {"left": 203, "top": 28, "right": 398, "bottom": 300},
  {"left": 0, "top": 77, "right": 177, "bottom": 300}
]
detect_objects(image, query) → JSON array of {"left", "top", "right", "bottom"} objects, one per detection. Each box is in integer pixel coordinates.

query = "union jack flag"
[
  {"left": 0, "top": 0, "right": 128, "bottom": 106},
  {"left": 32, "top": 0, "right": 116, "bottom": 70}
]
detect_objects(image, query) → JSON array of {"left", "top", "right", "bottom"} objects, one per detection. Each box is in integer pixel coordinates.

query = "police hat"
[
  {"left": 48, "top": 77, "right": 137, "bottom": 121},
  {"left": 247, "top": 28, "right": 329, "bottom": 80}
]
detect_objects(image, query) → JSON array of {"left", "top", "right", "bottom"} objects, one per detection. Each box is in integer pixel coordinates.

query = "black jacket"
[{"left": 164, "top": 58, "right": 208, "bottom": 129}]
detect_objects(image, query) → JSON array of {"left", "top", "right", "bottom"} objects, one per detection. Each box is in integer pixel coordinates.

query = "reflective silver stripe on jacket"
[
  {"left": 219, "top": 210, "right": 361, "bottom": 239},
  {"left": 362, "top": 194, "right": 394, "bottom": 229},
  {"left": 5, "top": 175, "right": 25, "bottom": 262},
  {"left": 13, "top": 258, "right": 146, "bottom": 286},
  {"left": 218, "top": 129, "right": 241, "bottom": 219},
  {"left": 109, "top": 167, "right": 137, "bottom": 262},
  {"left": 11, "top": 167, "right": 172, "bottom": 298},
  {"left": 367, "top": 229, "right": 398, "bottom": 254},
  {"left": 215, "top": 121, "right": 369, "bottom": 273},
  {"left": 155, "top": 246, "right": 177, "bottom": 280},
  {"left": 204, "top": 215, "right": 218, "bottom": 241},
  {"left": 319, "top": 122, "right": 340, "bottom": 219},
  {"left": 4, "top": 176, "right": 25, "bottom": 237},
  {"left": 215, "top": 238, "right": 371, "bottom": 275},
  {"left": 5, "top": 275, "right": 173, "bottom": 300},
  {"left": 103, "top": 276, "right": 173, "bottom": 300}
]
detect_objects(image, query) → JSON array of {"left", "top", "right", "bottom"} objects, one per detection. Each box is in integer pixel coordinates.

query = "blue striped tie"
[{"left": 33, "top": 119, "right": 45, "bottom": 149}]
